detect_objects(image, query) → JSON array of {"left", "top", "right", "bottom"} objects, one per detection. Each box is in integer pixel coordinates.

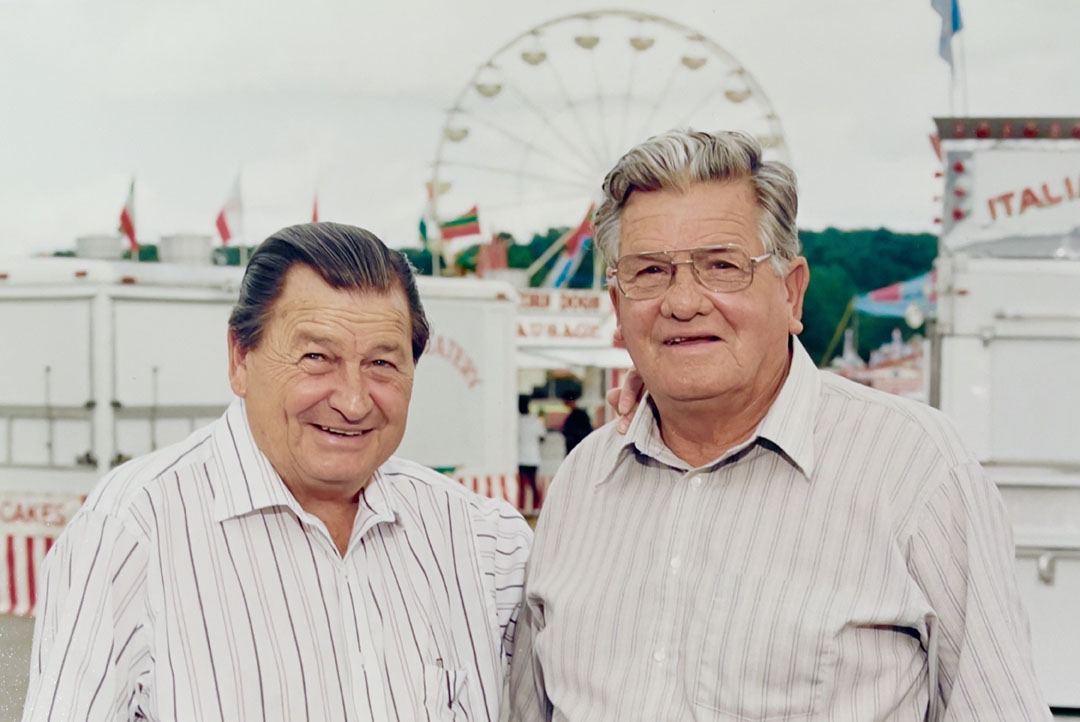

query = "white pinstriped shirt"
[
  {"left": 510, "top": 339, "right": 1050, "bottom": 722},
  {"left": 22, "top": 400, "right": 532, "bottom": 722}
]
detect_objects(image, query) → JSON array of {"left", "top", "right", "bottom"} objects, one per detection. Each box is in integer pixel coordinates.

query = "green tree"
[
  {"left": 798, "top": 228, "right": 937, "bottom": 365},
  {"left": 800, "top": 263, "right": 855, "bottom": 364},
  {"left": 400, "top": 247, "right": 433, "bottom": 275}
]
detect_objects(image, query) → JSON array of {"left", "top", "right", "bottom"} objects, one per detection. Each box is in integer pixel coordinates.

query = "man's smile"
[{"left": 313, "top": 423, "right": 369, "bottom": 437}]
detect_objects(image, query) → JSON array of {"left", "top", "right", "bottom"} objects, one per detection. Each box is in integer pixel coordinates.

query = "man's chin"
[{"left": 652, "top": 381, "right": 737, "bottom": 406}]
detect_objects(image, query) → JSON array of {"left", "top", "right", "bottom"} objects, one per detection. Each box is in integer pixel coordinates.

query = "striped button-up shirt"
[
  {"left": 23, "top": 400, "right": 532, "bottom": 722},
  {"left": 510, "top": 339, "right": 1050, "bottom": 722}
]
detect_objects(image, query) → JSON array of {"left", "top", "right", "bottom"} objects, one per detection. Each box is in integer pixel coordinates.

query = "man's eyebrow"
[
  {"left": 294, "top": 330, "right": 336, "bottom": 346},
  {"left": 368, "top": 341, "right": 407, "bottom": 356}
]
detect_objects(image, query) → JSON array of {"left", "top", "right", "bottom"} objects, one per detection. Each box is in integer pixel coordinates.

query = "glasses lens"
[
  {"left": 693, "top": 246, "right": 753, "bottom": 291},
  {"left": 617, "top": 254, "right": 672, "bottom": 298}
]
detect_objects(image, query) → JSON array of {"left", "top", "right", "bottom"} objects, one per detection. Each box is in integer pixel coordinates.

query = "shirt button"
[
  {"left": 670, "top": 556, "right": 682, "bottom": 570},
  {"left": 689, "top": 475, "right": 703, "bottom": 488},
  {"left": 653, "top": 650, "right": 667, "bottom": 663}
]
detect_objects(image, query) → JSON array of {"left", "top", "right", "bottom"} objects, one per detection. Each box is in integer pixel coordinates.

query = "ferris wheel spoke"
[
  {"left": 670, "top": 84, "right": 728, "bottom": 131},
  {"left": 617, "top": 51, "right": 640, "bottom": 159},
  {"left": 484, "top": 189, "right": 596, "bottom": 213},
  {"left": 632, "top": 61, "right": 681, "bottom": 146},
  {"left": 441, "top": 160, "right": 596, "bottom": 190},
  {"left": 589, "top": 54, "right": 614, "bottom": 164},
  {"left": 501, "top": 82, "right": 607, "bottom": 174},
  {"left": 539, "top": 57, "right": 610, "bottom": 171},
  {"left": 459, "top": 110, "right": 596, "bottom": 181}
]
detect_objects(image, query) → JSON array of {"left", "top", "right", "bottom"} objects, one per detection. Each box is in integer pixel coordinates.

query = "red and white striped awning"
[{"left": 1, "top": 492, "right": 85, "bottom": 617}]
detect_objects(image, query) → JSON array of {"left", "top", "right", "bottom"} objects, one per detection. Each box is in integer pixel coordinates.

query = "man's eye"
[
  {"left": 639, "top": 264, "right": 668, "bottom": 276},
  {"left": 372, "top": 359, "right": 396, "bottom": 369},
  {"left": 303, "top": 353, "right": 325, "bottom": 361}
]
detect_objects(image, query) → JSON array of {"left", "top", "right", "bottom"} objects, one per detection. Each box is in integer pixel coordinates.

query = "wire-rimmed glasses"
[{"left": 609, "top": 244, "right": 773, "bottom": 300}]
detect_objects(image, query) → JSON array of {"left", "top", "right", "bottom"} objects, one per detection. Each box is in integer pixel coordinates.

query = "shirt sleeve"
[
  {"left": 508, "top": 565, "right": 552, "bottom": 722},
  {"left": 907, "top": 462, "right": 1052, "bottom": 721},
  {"left": 22, "top": 509, "right": 150, "bottom": 722},
  {"left": 487, "top": 501, "right": 532, "bottom": 665}
]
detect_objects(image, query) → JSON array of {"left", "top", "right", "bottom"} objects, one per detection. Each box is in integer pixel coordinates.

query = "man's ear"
[
  {"left": 784, "top": 257, "right": 810, "bottom": 336},
  {"left": 609, "top": 285, "right": 623, "bottom": 344},
  {"left": 227, "top": 329, "right": 249, "bottom": 398}
]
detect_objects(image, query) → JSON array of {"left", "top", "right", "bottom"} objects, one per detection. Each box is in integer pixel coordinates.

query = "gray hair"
[
  {"left": 229, "top": 222, "right": 430, "bottom": 362},
  {"left": 593, "top": 130, "right": 799, "bottom": 272}
]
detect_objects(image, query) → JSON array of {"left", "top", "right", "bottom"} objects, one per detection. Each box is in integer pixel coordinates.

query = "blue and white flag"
[{"left": 931, "top": 0, "right": 963, "bottom": 68}]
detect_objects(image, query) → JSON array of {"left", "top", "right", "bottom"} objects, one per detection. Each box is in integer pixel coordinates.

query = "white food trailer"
[{"left": 932, "top": 116, "right": 1080, "bottom": 709}]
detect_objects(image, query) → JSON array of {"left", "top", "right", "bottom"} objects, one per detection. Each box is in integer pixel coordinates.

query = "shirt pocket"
[
  {"left": 693, "top": 573, "right": 839, "bottom": 721},
  {"left": 421, "top": 664, "right": 472, "bottom": 721}
]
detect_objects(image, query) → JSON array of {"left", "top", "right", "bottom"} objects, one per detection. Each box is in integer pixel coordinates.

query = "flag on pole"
[
  {"left": 439, "top": 205, "right": 481, "bottom": 239},
  {"left": 544, "top": 205, "right": 594, "bottom": 288},
  {"left": 312, "top": 194, "right": 319, "bottom": 223},
  {"left": 930, "top": 0, "right": 963, "bottom": 68},
  {"left": 215, "top": 176, "right": 243, "bottom": 245},
  {"left": 118, "top": 179, "right": 138, "bottom": 251}
]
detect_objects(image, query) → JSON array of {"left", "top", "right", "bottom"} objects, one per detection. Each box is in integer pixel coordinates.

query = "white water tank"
[
  {"left": 158, "top": 234, "right": 214, "bottom": 264},
  {"left": 75, "top": 234, "right": 125, "bottom": 259}
]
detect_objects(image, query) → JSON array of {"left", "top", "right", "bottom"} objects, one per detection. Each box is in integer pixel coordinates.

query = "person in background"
[
  {"left": 559, "top": 391, "right": 592, "bottom": 455},
  {"left": 509, "top": 130, "right": 1050, "bottom": 721},
  {"left": 518, "top": 394, "right": 545, "bottom": 512},
  {"left": 23, "top": 222, "right": 532, "bottom": 722}
]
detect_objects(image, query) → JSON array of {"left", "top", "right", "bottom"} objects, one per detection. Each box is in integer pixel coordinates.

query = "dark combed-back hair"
[{"left": 228, "top": 222, "right": 430, "bottom": 362}]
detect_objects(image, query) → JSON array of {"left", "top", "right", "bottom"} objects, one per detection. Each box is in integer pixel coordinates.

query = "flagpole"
[{"left": 957, "top": 31, "right": 968, "bottom": 116}]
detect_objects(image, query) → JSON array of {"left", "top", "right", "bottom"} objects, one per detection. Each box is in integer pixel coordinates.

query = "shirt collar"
[
  {"left": 210, "top": 399, "right": 398, "bottom": 528},
  {"left": 596, "top": 336, "right": 820, "bottom": 484},
  {"left": 754, "top": 337, "right": 820, "bottom": 478}
]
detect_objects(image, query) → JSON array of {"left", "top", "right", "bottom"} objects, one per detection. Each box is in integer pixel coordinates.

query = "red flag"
[
  {"left": 215, "top": 176, "right": 243, "bottom": 245},
  {"left": 312, "top": 194, "right": 319, "bottom": 223},
  {"left": 118, "top": 179, "right": 137, "bottom": 251}
]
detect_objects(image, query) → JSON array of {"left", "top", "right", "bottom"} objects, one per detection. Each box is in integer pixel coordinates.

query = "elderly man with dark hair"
[
  {"left": 509, "top": 130, "right": 1050, "bottom": 721},
  {"left": 23, "top": 222, "right": 531, "bottom": 721}
]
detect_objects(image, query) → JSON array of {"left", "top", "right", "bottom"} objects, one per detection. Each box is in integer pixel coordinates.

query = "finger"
[
  {"left": 606, "top": 385, "right": 621, "bottom": 414},
  {"left": 618, "top": 369, "right": 642, "bottom": 416}
]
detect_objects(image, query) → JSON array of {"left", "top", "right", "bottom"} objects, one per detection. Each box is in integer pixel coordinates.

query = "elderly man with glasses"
[{"left": 508, "top": 130, "right": 1050, "bottom": 722}]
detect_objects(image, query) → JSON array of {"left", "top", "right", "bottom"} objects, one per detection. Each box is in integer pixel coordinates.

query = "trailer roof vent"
[
  {"left": 75, "top": 234, "right": 125, "bottom": 260},
  {"left": 159, "top": 234, "right": 214, "bottom": 265}
]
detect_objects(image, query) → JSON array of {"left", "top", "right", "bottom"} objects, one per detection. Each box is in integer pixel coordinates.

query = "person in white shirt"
[
  {"left": 517, "top": 395, "right": 546, "bottom": 512},
  {"left": 23, "top": 222, "right": 532, "bottom": 722},
  {"left": 509, "top": 130, "right": 1050, "bottom": 722}
]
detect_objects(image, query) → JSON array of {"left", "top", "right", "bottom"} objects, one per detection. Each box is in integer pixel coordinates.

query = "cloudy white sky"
[{"left": 1, "top": 0, "right": 1077, "bottom": 256}]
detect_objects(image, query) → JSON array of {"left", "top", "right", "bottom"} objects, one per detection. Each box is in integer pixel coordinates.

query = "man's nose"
[
  {"left": 661, "top": 262, "right": 711, "bottom": 320},
  {"left": 329, "top": 365, "right": 373, "bottom": 422}
]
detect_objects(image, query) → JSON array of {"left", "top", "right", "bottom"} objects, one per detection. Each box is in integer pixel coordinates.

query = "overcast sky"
[{"left": 1, "top": 0, "right": 1077, "bottom": 257}]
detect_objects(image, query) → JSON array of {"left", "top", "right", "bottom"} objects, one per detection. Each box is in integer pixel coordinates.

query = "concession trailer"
[{"left": 932, "top": 117, "right": 1080, "bottom": 709}]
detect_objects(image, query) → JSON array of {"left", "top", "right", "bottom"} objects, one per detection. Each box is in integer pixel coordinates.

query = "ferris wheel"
[{"left": 429, "top": 10, "right": 791, "bottom": 251}]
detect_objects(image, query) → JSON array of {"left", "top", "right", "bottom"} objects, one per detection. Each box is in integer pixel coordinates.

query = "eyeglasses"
[{"left": 609, "top": 244, "right": 774, "bottom": 300}]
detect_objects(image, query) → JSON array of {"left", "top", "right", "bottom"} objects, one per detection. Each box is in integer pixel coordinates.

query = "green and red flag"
[{"left": 439, "top": 205, "right": 480, "bottom": 239}]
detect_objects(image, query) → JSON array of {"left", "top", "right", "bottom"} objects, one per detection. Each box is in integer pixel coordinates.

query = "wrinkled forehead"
[
  {"left": 617, "top": 182, "right": 763, "bottom": 257},
  {"left": 268, "top": 265, "right": 409, "bottom": 324}
]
